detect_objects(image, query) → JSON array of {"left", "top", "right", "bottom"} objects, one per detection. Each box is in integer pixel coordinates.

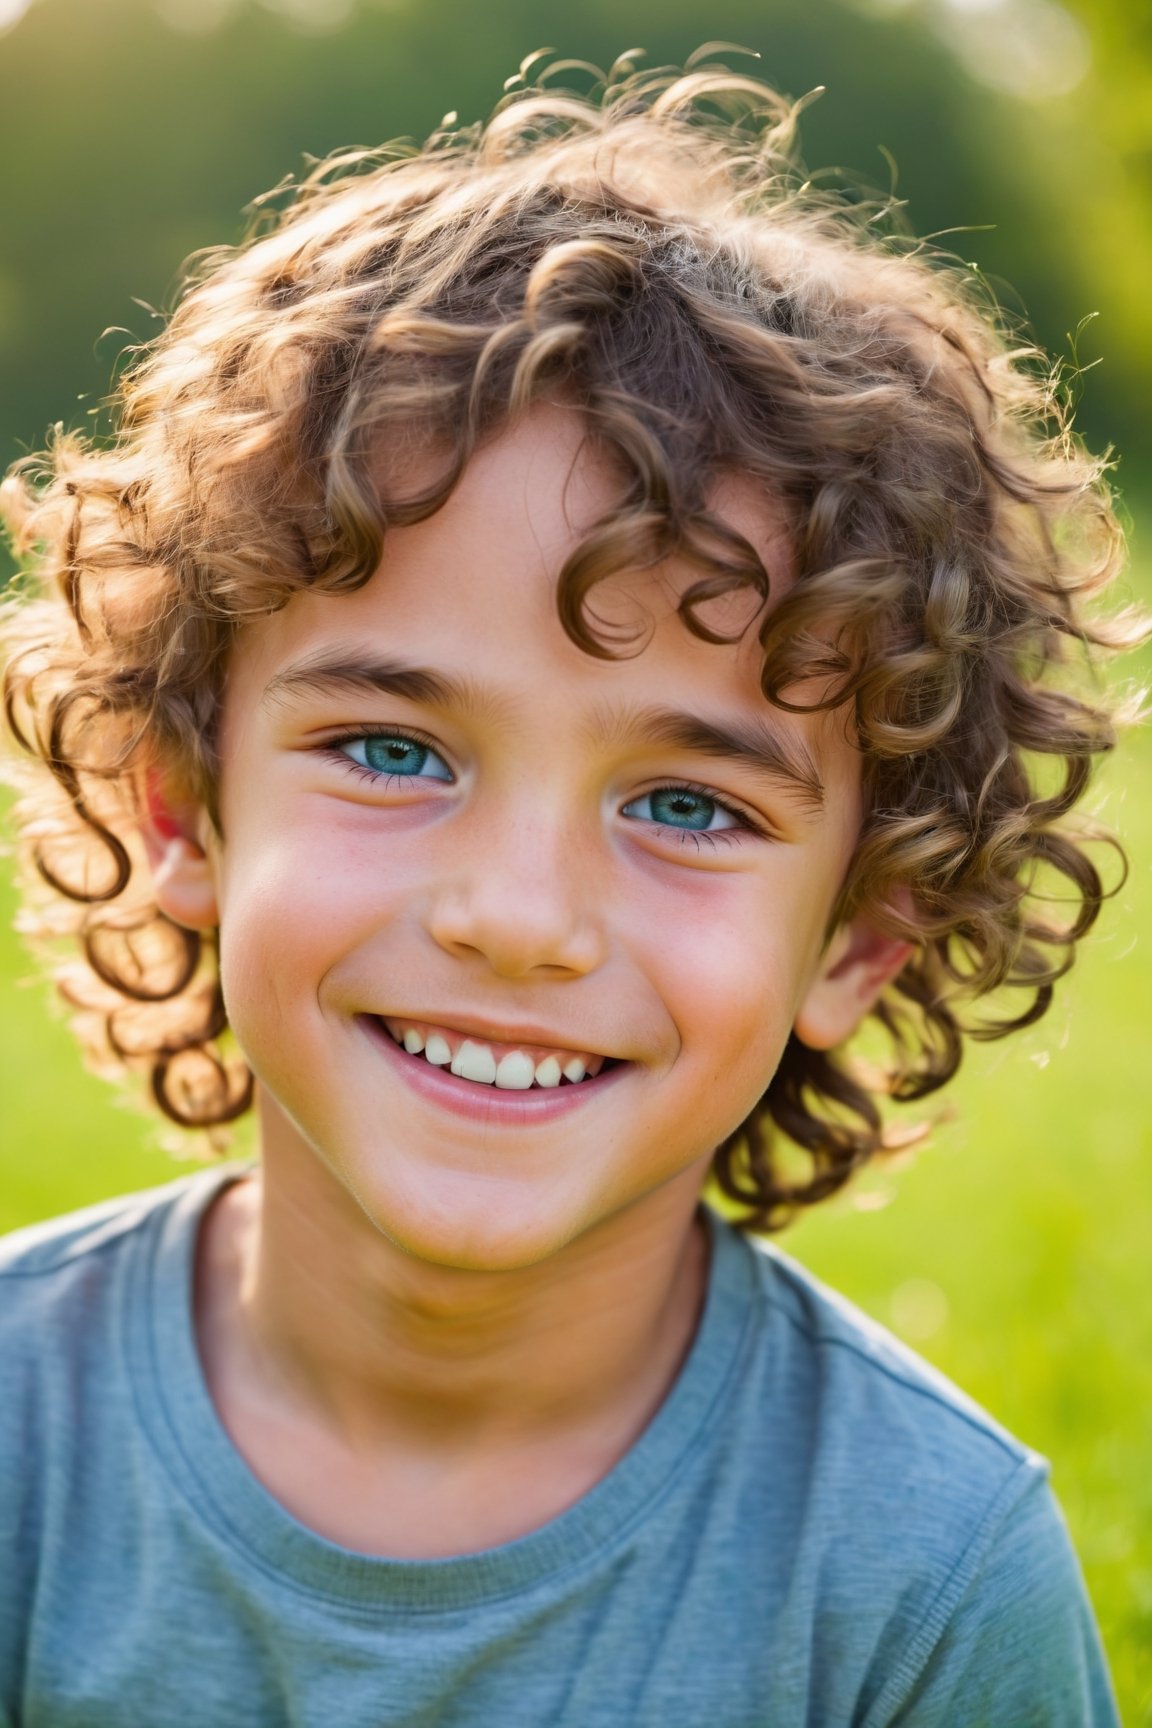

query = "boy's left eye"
[
  {"left": 335, "top": 732, "right": 453, "bottom": 781},
  {"left": 621, "top": 786, "right": 742, "bottom": 833}
]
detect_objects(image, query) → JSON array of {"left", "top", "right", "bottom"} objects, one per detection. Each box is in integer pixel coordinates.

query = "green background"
[{"left": 1, "top": 0, "right": 1149, "bottom": 1716}]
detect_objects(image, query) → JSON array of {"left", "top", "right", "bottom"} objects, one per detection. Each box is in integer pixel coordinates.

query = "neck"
[{"left": 196, "top": 1128, "right": 712, "bottom": 1468}]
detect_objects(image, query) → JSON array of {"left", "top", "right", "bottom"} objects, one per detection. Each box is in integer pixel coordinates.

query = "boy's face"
[{"left": 158, "top": 406, "right": 900, "bottom": 1271}]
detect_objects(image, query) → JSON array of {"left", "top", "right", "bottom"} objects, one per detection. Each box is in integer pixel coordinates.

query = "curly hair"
[{"left": 0, "top": 53, "right": 1142, "bottom": 1229}]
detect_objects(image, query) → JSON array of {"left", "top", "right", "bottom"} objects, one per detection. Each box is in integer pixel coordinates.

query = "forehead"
[
  {"left": 224, "top": 404, "right": 850, "bottom": 792},
  {"left": 231, "top": 404, "right": 794, "bottom": 701}
]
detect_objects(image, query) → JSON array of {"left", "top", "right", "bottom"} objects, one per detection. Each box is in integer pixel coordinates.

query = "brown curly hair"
[{"left": 0, "top": 53, "right": 1142, "bottom": 1230}]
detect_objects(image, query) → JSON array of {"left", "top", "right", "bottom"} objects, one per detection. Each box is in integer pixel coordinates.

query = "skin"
[{"left": 146, "top": 404, "right": 909, "bottom": 1557}]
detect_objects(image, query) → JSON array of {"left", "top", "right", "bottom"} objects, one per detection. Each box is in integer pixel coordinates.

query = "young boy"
[{"left": 0, "top": 56, "right": 1131, "bottom": 1726}]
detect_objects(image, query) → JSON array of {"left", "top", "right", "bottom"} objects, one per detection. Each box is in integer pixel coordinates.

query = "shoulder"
[
  {"left": 739, "top": 1229, "right": 1038, "bottom": 1481},
  {"left": 1, "top": 1177, "right": 188, "bottom": 1279},
  {"left": 0, "top": 1170, "right": 238, "bottom": 1712},
  {"left": 714, "top": 1226, "right": 1041, "bottom": 1606},
  {"left": 718, "top": 1230, "right": 1118, "bottom": 1721},
  {"left": 0, "top": 1166, "right": 238, "bottom": 1528},
  {"left": 0, "top": 1167, "right": 237, "bottom": 1370},
  {"left": 0, "top": 1166, "right": 229, "bottom": 1289}
]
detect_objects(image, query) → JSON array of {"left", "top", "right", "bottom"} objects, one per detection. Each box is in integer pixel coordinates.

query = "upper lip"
[{"left": 372, "top": 1011, "right": 615, "bottom": 1060}]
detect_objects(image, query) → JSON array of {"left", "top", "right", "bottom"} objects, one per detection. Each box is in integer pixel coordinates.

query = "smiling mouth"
[{"left": 374, "top": 1015, "right": 617, "bottom": 1091}]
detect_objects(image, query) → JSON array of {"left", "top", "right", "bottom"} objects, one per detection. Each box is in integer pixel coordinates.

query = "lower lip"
[{"left": 358, "top": 1015, "right": 631, "bottom": 1126}]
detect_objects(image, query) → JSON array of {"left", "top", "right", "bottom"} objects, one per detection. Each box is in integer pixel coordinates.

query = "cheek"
[
  {"left": 217, "top": 790, "right": 417, "bottom": 941},
  {"left": 211, "top": 815, "right": 386, "bottom": 1038},
  {"left": 632, "top": 870, "right": 821, "bottom": 1091}
]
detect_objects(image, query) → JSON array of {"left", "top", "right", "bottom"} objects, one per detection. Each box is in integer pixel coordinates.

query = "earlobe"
[
  {"left": 138, "top": 770, "right": 220, "bottom": 933},
  {"left": 793, "top": 915, "right": 914, "bottom": 1052}
]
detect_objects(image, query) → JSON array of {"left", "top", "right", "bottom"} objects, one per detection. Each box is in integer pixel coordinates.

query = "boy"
[{"left": 0, "top": 55, "right": 1131, "bottom": 1726}]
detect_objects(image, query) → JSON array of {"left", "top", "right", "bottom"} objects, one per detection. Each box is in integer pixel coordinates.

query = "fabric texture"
[{"left": 0, "top": 1168, "right": 1119, "bottom": 1727}]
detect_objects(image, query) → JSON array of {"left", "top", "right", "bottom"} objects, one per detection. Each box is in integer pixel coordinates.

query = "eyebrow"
[
  {"left": 262, "top": 651, "right": 493, "bottom": 719},
  {"left": 587, "top": 704, "right": 825, "bottom": 813},
  {"left": 262, "top": 650, "right": 825, "bottom": 812}
]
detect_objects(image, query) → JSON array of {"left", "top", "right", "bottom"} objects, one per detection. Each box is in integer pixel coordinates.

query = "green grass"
[{"left": 2, "top": 722, "right": 1150, "bottom": 1720}]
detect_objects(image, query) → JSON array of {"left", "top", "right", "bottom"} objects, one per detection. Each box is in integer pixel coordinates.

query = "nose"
[{"left": 425, "top": 809, "right": 608, "bottom": 980}]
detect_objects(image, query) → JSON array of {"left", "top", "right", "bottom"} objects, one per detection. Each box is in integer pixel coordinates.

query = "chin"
[{"left": 342, "top": 1164, "right": 600, "bottom": 1276}]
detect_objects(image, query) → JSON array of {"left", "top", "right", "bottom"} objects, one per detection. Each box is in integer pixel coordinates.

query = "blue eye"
[
  {"left": 340, "top": 733, "right": 452, "bottom": 781},
  {"left": 623, "top": 786, "right": 739, "bottom": 832}
]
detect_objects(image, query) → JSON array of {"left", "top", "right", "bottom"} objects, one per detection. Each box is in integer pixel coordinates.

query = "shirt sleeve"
[{"left": 867, "top": 1471, "right": 1120, "bottom": 1728}]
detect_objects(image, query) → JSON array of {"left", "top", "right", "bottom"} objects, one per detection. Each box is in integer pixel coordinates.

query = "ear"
[
  {"left": 793, "top": 913, "right": 914, "bottom": 1052},
  {"left": 137, "top": 767, "right": 220, "bottom": 933}
]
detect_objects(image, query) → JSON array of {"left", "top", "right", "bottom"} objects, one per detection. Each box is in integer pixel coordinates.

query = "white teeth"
[
  {"left": 451, "top": 1040, "right": 498, "bottom": 1084},
  {"left": 495, "top": 1051, "right": 535, "bottom": 1090},
  {"left": 391, "top": 1020, "right": 603, "bottom": 1089}
]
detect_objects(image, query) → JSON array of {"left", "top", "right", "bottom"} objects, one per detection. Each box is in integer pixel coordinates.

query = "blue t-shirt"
[{"left": 0, "top": 1167, "right": 1118, "bottom": 1726}]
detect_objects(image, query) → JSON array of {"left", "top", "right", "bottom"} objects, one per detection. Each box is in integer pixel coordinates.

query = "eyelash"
[
  {"left": 635, "top": 783, "right": 766, "bottom": 848},
  {"left": 318, "top": 729, "right": 768, "bottom": 844},
  {"left": 321, "top": 725, "right": 450, "bottom": 788}
]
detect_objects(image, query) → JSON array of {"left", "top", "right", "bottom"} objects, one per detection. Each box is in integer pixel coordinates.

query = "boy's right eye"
[{"left": 330, "top": 730, "right": 454, "bottom": 783}]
